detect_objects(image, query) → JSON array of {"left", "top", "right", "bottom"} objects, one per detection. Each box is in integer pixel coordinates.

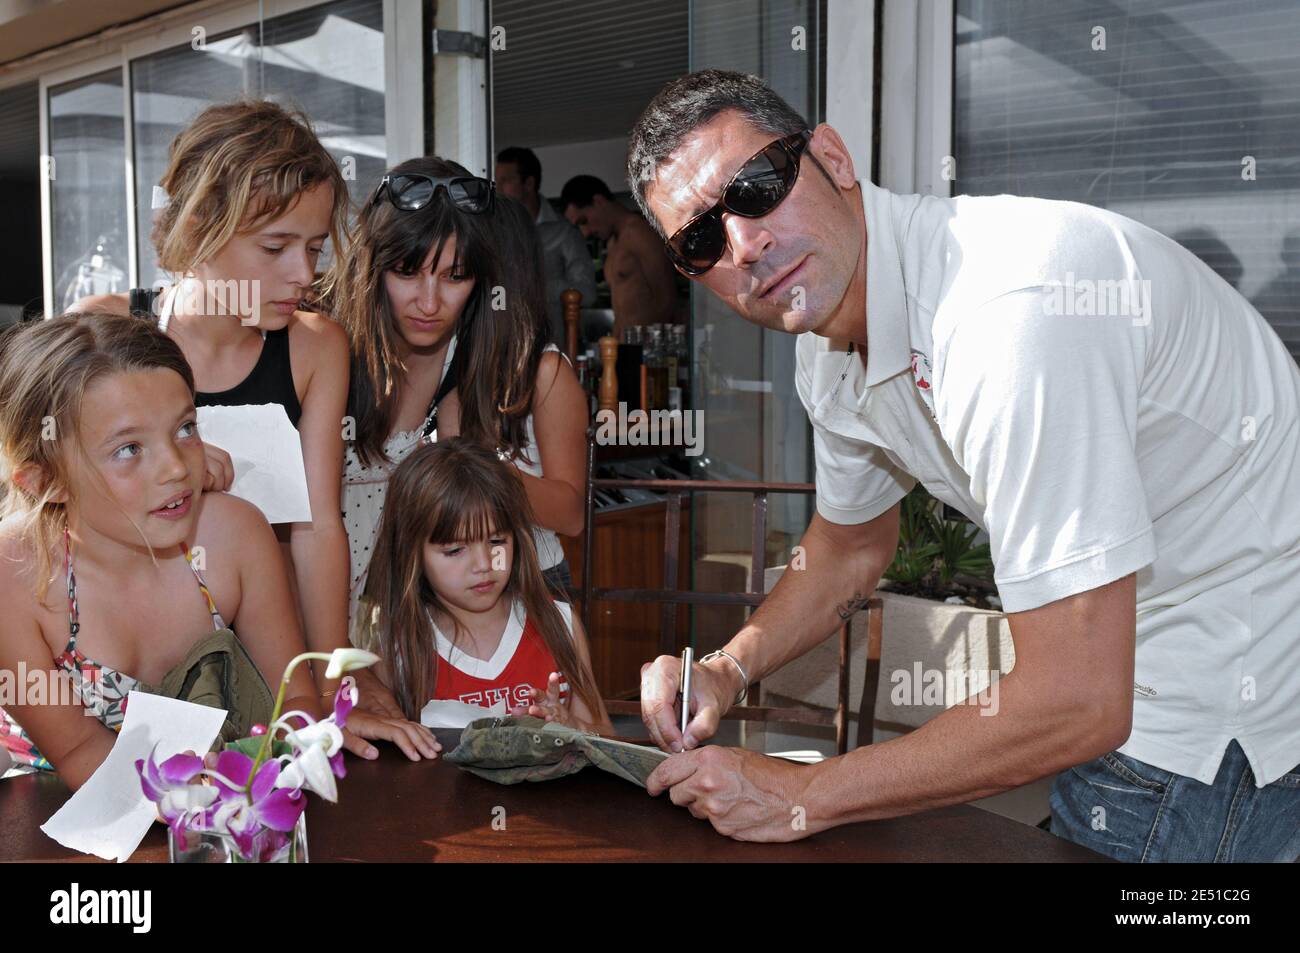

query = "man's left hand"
[{"left": 645, "top": 745, "right": 820, "bottom": 842}]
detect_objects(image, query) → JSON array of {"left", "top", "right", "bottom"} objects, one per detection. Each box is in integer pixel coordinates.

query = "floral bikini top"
[{"left": 0, "top": 532, "right": 225, "bottom": 772}]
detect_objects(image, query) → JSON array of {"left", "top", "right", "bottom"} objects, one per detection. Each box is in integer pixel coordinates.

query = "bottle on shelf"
[
  {"left": 669, "top": 324, "right": 688, "bottom": 410},
  {"left": 575, "top": 355, "right": 595, "bottom": 418},
  {"left": 645, "top": 325, "right": 669, "bottom": 412},
  {"left": 616, "top": 327, "right": 643, "bottom": 411}
]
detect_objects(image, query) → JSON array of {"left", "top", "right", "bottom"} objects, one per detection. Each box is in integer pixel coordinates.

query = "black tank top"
[{"left": 130, "top": 287, "right": 303, "bottom": 429}]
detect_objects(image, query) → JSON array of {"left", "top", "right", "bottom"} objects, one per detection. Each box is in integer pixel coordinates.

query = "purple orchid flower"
[
  {"left": 213, "top": 750, "right": 307, "bottom": 828},
  {"left": 189, "top": 750, "right": 307, "bottom": 860},
  {"left": 135, "top": 658, "right": 374, "bottom": 862},
  {"left": 329, "top": 676, "right": 357, "bottom": 779},
  {"left": 136, "top": 748, "right": 219, "bottom": 837},
  {"left": 334, "top": 675, "right": 357, "bottom": 727}
]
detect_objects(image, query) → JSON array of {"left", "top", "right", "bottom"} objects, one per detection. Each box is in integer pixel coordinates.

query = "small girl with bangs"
[{"left": 360, "top": 438, "right": 612, "bottom": 734}]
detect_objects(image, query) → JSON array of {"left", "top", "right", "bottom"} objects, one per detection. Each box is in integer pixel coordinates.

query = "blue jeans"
[{"left": 1049, "top": 739, "right": 1300, "bottom": 862}]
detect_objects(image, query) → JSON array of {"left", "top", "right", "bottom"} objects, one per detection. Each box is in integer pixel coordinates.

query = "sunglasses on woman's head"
[
  {"left": 664, "top": 129, "right": 813, "bottom": 277},
  {"left": 371, "top": 173, "right": 495, "bottom": 214}
]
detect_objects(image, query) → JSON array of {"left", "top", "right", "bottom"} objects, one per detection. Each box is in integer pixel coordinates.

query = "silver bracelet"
[{"left": 699, "top": 649, "right": 749, "bottom": 707}]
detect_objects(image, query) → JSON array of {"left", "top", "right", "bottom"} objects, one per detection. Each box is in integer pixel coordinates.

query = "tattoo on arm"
[{"left": 835, "top": 592, "right": 872, "bottom": 621}]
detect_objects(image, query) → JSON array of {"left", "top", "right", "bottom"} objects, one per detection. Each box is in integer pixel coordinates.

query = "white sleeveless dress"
[{"left": 341, "top": 338, "right": 565, "bottom": 643}]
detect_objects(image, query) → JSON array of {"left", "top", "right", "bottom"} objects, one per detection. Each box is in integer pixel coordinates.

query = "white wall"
[{"left": 531, "top": 135, "right": 629, "bottom": 199}]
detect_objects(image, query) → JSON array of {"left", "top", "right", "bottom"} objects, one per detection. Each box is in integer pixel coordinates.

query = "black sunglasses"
[
  {"left": 370, "top": 173, "right": 494, "bottom": 214},
  {"left": 664, "top": 130, "right": 813, "bottom": 277}
]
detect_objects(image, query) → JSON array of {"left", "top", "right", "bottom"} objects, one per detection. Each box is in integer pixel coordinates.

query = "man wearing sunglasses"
[{"left": 632, "top": 69, "right": 1300, "bottom": 862}]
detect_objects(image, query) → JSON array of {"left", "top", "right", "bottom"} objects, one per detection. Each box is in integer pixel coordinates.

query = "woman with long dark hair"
[{"left": 327, "top": 157, "right": 588, "bottom": 663}]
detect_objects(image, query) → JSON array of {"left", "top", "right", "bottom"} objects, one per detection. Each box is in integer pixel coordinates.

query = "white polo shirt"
[{"left": 796, "top": 180, "right": 1300, "bottom": 787}]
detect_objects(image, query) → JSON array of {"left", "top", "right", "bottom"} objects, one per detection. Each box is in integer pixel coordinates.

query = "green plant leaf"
[
  {"left": 887, "top": 486, "right": 995, "bottom": 593},
  {"left": 224, "top": 736, "right": 293, "bottom": 759}
]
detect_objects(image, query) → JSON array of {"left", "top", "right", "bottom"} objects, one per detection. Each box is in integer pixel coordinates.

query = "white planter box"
[{"left": 757, "top": 565, "right": 1015, "bottom": 737}]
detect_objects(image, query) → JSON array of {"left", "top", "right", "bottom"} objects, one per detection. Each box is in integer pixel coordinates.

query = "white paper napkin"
[
  {"left": 40, "top": 692, "right": 228, "bottom": 862},
  {"left": 419, "top": 698, "right": 507, "bottom": 729},
  {"left": 196, "top": 403, "right": 312, "bottom": 524}
]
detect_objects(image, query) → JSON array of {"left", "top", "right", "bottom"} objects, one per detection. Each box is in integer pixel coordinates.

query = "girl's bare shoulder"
[
  {"left": 0, "top": 525, "right": 49, "bottom": 611},
  {"left": 286, "top": 309, "right": 349, "bottom": 379},
  {"left": 288, "top": 309, "right": 348, "bottom": 349},
  {"left": 536, "top": 347, "right": 566, "bottom": 378},
  {"left": 190, "top": 490, "right": 274, "bottom": 552}
]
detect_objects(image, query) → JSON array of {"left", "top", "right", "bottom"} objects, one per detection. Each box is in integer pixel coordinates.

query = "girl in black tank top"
[
  {"left": 114, "top": 98, "right": 437, "bottom": 758},
  {"left": 129, "top": 287, "right": 302, "bottom": 428}
]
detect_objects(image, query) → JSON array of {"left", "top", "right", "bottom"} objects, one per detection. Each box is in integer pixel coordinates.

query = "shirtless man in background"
[{"left": 560, "top": 175, "right": 680, "bottom": 338}]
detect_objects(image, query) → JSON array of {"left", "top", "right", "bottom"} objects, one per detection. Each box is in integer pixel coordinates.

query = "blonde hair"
[
  {"left": 0, "top": 313, "right": 194, "bottom": 600},
  {"left": 152, "top": 98, "right": 350, "bottom": 280}
]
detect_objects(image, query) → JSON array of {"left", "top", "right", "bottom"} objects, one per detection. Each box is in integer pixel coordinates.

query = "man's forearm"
[
  {"left": 800, "top": 671, "right": 1114, "bottom": 829},
  {"left": 712, "top": 513, "right": 892, "bottom": 697}
]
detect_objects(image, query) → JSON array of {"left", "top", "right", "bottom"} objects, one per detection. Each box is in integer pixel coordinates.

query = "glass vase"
[{"left": 168, "top": 813, "right": 309, "bottom": 863}]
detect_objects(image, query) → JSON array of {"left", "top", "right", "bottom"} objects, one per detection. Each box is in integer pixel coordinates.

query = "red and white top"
[{"left": 430, "top": 598, "right": 572, "bottom": 709}]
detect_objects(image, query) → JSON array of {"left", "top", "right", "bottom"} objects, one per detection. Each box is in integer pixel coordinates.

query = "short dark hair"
[
  {"left": 560, "top": 174, "right": 612, "bottom": 211},
  {"left": 627, "top": 69, "right": 809, "bottom": 237},
  {"left": 496, "top": 146, "right": 542, "bottom": 189}
]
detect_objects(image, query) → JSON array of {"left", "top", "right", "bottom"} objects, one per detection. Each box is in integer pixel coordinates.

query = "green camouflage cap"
[{"left": 445, "top": 715, "right": 669, "bottom": 788}]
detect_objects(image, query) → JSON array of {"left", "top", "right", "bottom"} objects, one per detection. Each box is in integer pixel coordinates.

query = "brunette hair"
[
  {"left": 457, "top": 188, "right": 553, "bottom": 466},
  {"left": 327, "top": 156, "right": 553, "bottom": 467},
  {"left": 326, "top": 156, "right": 496, "bottom": 466},
  {"left": 627, "top": 69, "right": 810, "bottom": 237},
  {"left": 0, "top": 313, "right": 194, "bottom": 599},
  {"left": 358, "top": 438, "right": 601, "bottom": 721}
]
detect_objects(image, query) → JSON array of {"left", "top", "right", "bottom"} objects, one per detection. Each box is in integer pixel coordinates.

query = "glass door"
[
  {"left": 953, "top": 0, "right": 1300, "bottom": 364},
  {"left": 687, "top": 0, "right": 824, "bottom": 648}
]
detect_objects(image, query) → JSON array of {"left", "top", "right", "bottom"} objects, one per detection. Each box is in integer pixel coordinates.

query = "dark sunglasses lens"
[
  {"left": 448, "top": 178, "right": 491, "bottom": 212},
  {"left": 389, "top": 175, "right": 436, "bottom": 210},
  {"left": 726, "top": 143, "right": 797, "bottom": 215},
  {"left": 672, "top": 215, "right": 726, "bottom": 275}
]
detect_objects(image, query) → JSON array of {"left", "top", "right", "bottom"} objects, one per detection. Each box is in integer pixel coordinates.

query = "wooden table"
[{"left": 2, "top": 730, "right": 1110, "bottom": 862}]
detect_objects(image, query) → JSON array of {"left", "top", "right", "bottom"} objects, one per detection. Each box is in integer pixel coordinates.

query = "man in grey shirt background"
[{"left": 496, "top": 146, "right": 598, "bottom": 345}]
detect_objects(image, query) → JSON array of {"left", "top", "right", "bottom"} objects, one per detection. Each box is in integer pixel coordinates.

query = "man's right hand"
[
  {"left": 638, "top": 508, "right": 901, "bottom": 754},
  {"left": 640, "top": 654, "right": 740, "bottom": 753}
]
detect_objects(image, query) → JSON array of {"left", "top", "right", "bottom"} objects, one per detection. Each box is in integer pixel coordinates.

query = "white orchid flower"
[
  {"left": 160, "top": 782, "right": 220, "bottom": 821},
  {"left": 325, "top": 648, "right": 380, "bottom": 680},
  {"left": 273, "top": 743, "right": 338, "bottom": 803},
  {"left": 286, "top": 719, "right": 345, "bottom": 758}
]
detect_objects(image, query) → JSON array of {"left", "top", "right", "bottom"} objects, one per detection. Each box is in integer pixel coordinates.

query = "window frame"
[
  {"left": 38, "top": 53, "right": 128, "bottom": 319},
  {"left": 879, "top": 0, "right": 953, "bottom": 198},
  {"left": 4, "top": 0, "right": 413, "bottom": 317},
  {"left": 826, "top": 0, "right": 877, "bottom": 183}
]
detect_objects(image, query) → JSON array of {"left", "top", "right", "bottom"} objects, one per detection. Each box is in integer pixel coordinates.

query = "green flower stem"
[{"left": 247, "top": 651, "right": 335, "bottom": 796}]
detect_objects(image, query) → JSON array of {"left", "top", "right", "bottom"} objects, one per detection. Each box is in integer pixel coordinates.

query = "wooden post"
[
  {"left": 598, "top": 335, "right": 619, "bottom": 413},
  {"left": 562, "top": 287, "right": 582, "bottom": 359}
]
